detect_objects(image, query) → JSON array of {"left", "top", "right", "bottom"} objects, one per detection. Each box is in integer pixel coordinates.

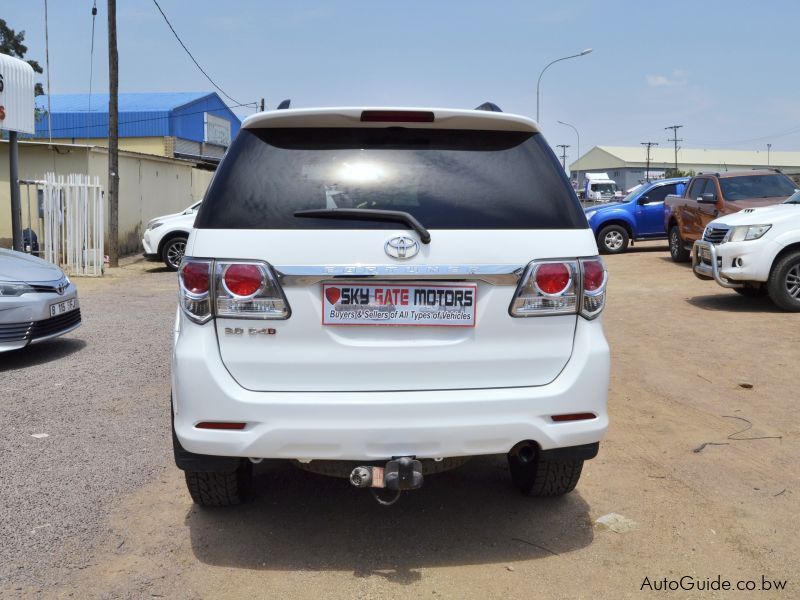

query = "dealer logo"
[{"left": 384, "top": 236, "right": 419, "bottom": 260}]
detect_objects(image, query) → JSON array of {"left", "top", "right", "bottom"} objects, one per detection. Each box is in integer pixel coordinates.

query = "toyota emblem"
[{"left": 384, "top": 236, "right": 419, "bottom": 259}]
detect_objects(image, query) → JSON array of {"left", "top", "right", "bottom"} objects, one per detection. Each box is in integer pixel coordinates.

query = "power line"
[
  {"left": 664, "top": 124, "right": 682, "bottom": 172},
  {"left": 641, "top": 142, "right": 658, "bottom": 182},
  {"left": 151, "top": 0, "right": 252, "bottom": 107},
  {"left": 556, "top": 144, "right": 570, "bottom": 171}
]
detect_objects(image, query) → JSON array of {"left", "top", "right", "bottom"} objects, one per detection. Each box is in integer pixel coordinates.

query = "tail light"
[
  {"left": 579, "top": 258, "right": 607, "bottom": 319},
  {"left": 509, "top": 261, "right": 579, "bottom": 317},
  {"left": 215, "top": 261, "right": 290, "bottom": 319},
  {"left": 179, "top": 259, "right": 291, "bottom": 323},
  {"left": 509, "top": 257, "right": 607, "bottom": 319},
  {"left": 179, "top": 259, "right": 213, "bottom": 324}
]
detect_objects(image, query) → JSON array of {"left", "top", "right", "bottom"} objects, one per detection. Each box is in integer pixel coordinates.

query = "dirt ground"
[{"left": 3, "top": 242, "right": 798, "bottom": 599}]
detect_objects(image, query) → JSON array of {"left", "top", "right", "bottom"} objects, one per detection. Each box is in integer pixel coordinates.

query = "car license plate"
[
  {"left": 50, "top": 298, "right": 76, "bottom": 317},
  {"left": 322, "top": 283, "right": 477, "bottom": 327}
]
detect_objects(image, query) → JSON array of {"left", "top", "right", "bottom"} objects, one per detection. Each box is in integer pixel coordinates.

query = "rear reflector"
[
  {"left": 551, "top": 413, "right": 596, "bottom": 422},
  {"left": 360, "top": 110, "right": 435, "bottom": 123},
  {"left": 195, "top": 422, "right": 247, "bottom": 430}
]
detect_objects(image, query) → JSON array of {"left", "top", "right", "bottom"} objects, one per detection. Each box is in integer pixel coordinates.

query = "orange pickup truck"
[{"left": 663, "top": 169, "right": 797, "bottom": 262}]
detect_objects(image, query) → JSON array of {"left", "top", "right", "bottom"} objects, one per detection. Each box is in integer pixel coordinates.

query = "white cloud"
[{"left": 646, "top": 70, "right": 688, "bottom": 87}]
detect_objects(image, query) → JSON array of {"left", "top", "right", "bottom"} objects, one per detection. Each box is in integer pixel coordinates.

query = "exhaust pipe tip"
[{"left": 510, "top": 441, "right": 538, "bottom": 464}]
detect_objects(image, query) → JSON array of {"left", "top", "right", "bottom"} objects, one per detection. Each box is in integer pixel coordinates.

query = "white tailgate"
[{"left": 192, "top": 228, "right": 597, "bottom": 392}]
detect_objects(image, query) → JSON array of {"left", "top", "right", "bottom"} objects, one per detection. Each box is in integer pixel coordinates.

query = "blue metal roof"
[
  {"left": 32, "top": 92, "right": 241, "bottom": 143},
  {"left": 35, "top": 92, "right": 210, "bottom": 113}
]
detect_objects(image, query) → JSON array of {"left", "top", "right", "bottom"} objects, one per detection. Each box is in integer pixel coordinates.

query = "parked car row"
[{"left": 583, "top": 169, "right": 800, "bottom": 311}]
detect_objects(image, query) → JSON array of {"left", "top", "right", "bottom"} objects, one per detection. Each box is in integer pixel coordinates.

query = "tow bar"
[{"left": 350, "top": 457, "right": 424, "bottom": 506}]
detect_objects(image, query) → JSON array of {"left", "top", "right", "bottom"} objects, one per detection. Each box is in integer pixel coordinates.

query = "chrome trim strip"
[{"left": 274, "top": 264, "right": 525, "bottom": 286}]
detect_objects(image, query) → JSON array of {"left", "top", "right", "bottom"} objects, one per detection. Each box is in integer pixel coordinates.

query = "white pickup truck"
[{"left": 692, "top": 191, "right": 800, "bottom": 311}]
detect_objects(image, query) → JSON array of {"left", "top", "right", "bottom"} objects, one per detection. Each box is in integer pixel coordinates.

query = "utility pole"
[
  {"left": 260, "top": 98, "right": 265, "bottom": 112},
  {"left": 664, "top": 124, "right": 683, "bottom": 174},
  {"left": 767, "top": 143, "right": 772, "bottom": 166},
  {"left": 641, "top": 142, "right": 658, "bottom": 182},
  {"left": 108, "top": 0, "right": 119, "bottom": 267},
  {"left": 9, "top": 131, "right": 22, "bottom": 251},
  {"left": 556, "top": 144, "right": 570, "bottom": 171}
]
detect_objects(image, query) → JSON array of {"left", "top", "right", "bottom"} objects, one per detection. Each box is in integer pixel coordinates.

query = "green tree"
[
  {"left": 0, "top": 18, "right": 45, "bottom": 95},
  {"left": 665, "top": 168, "right": 696, "bottom": 178}
]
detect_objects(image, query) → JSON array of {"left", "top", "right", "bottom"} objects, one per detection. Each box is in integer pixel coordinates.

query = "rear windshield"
[
  {"left": 195, "top": 128, "right": 586, "bottom": 230},
  {"left": 719, "top": 174, "right": 797, "bottom": 201}
]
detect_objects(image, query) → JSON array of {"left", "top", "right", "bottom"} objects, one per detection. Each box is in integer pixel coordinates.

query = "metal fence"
[{"left": 20, "top": 174, "right": 105, "bottom": 277}]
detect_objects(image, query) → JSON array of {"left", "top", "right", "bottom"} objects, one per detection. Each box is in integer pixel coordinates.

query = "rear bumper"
[{"left": 172, "top": 315, "right": 610, "bottom": 461}]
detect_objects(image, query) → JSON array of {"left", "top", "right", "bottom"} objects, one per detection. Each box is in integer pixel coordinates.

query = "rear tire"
[
  {"left": 767, "top": 250, "right": 800, "bottom": 312},
  {"left": 508, "top": 451, "right": 583, "bottom": 497},
  {"left": 185, "top": 462, "right": 253, "bottom": 507},
  {"left": 161, "top": 235, "right": 188, "bottom": 271},
  {"left": 597, "top": 225, "right": 629, "bottom": 254},
  {"left": 669, "top": 226, "right": 690, "bottom": 263}
]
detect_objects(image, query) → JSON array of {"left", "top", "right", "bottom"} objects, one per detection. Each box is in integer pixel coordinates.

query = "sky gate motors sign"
[
  {"left": 322, "top": 283, "right": 477, "bottom": 327},
  {"left": 0, "top": 53, "right": 35, "bottom": 134}
]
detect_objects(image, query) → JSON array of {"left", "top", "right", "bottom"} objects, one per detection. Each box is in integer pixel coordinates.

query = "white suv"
[
  {"left": 692, "top": 191, "right": 800, "bottom": 310},
  {"left": 172, "top": 106, "right": 610, "bottom": 506},
  {"left": 142, "top": 201, "right": 201, "bottom": 271}
]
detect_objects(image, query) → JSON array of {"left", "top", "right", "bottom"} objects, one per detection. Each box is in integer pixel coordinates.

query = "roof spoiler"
[
  {"left": 474, "top": 102, "right": 502, "bottom": 112},
  {"left": 277, "top": 99, "right": 291, "bottom": 110}
]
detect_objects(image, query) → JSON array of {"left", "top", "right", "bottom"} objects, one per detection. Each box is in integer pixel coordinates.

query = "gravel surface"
[
  {"left": 0, "top": 260, "right": 176, "bottom": 591},
  {"left": 2, "top": 246, "right": 798, "bottom": 598}
]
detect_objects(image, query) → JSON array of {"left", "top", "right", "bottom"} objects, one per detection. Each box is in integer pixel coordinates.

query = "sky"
[{"left": 4, "top": 0, "right": 800, "bottom": 167}]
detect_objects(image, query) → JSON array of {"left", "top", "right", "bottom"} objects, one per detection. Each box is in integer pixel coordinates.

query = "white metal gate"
[{"left": 39, "top": 173, "right": 105, "bottom": 277}]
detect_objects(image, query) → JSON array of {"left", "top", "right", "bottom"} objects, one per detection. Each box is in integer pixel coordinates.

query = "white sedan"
[{"left": 0, "top": 249, "right": 81, "bottom": 352}]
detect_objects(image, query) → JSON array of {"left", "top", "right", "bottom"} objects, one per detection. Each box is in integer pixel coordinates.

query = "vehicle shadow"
[
  {"left": 624, "top": 245, "right": 668, "bottom": 254},
  {"left": 658, "top": 257, "right": 692, "bottom": 267},
  {"left": 185, "top": 456, "right": 593, "bottom": 582},
  {"left": 145, "top": 265, "right": 174, "bottom": 274},
  {"left": 686, "top": 294, "right": 784, "bottom": 313},
  {"left": 0, "top": 338, "right": 86, "bottom": 371}
]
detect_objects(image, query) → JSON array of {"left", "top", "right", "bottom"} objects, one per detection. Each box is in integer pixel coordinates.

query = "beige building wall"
[
  {"left": 45, "top": 136, "right": 172, "bottom": 157},
  {"left": 1, "top": 141, "right": 214, "bottom": 255}
]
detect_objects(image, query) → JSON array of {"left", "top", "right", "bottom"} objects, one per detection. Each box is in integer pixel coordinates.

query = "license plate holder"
[
  {"left": 49, "top": 298, "right": 76, "bottom": 317},
  {"left": 322, "top": 283, "right": 476, "bottom": 327}
]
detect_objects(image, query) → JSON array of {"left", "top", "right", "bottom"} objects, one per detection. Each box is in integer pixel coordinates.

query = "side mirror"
[
  {"left": 637, "top": 195, "right": 651, "bottom": 205},
  {"left": 699, "top": 192, "right": 717, "bottom": 204}
]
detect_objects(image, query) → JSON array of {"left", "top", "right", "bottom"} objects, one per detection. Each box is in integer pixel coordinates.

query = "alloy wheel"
[
  {"left": 166, "top": 240, "right": 186, "bottom": 269},
  {"left": 785, "top": 263, "right": 800, "bottom": 299}
]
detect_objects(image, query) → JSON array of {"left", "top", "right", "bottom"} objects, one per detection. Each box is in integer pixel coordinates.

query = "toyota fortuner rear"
[{"left": 171, "top": 106, "right": 610, "bottom": 506}]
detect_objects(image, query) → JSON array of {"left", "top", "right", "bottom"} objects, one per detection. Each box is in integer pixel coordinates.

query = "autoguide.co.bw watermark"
[{"left": 640, "top": 575, "right": 788, "bottom": 593}]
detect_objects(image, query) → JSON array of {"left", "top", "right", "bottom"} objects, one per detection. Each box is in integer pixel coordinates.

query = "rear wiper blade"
[{"left": 294, "top": 208, "right": 431, "bottom": 244}]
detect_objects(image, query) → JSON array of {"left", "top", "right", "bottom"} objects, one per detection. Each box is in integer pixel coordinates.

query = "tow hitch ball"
[{"left": 350, "top": 457, "right": 423, "bottom": 505}]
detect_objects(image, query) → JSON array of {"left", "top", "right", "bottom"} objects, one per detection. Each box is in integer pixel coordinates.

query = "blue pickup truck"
[{"left": 584, "top": 177, "right": 689, "bottom": 254}]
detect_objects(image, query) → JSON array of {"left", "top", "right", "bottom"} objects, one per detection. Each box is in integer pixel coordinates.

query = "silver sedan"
[{"left": 0, "top": 249, "right": 81, "bottom": 352}]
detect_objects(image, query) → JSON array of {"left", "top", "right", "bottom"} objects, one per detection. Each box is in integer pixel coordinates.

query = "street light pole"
[
  {"left": 558, "top": 120, "right": 580, "bottom": 190},
  {"left": 536, "top": 48, "right": 592, "bottom": 123}
]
